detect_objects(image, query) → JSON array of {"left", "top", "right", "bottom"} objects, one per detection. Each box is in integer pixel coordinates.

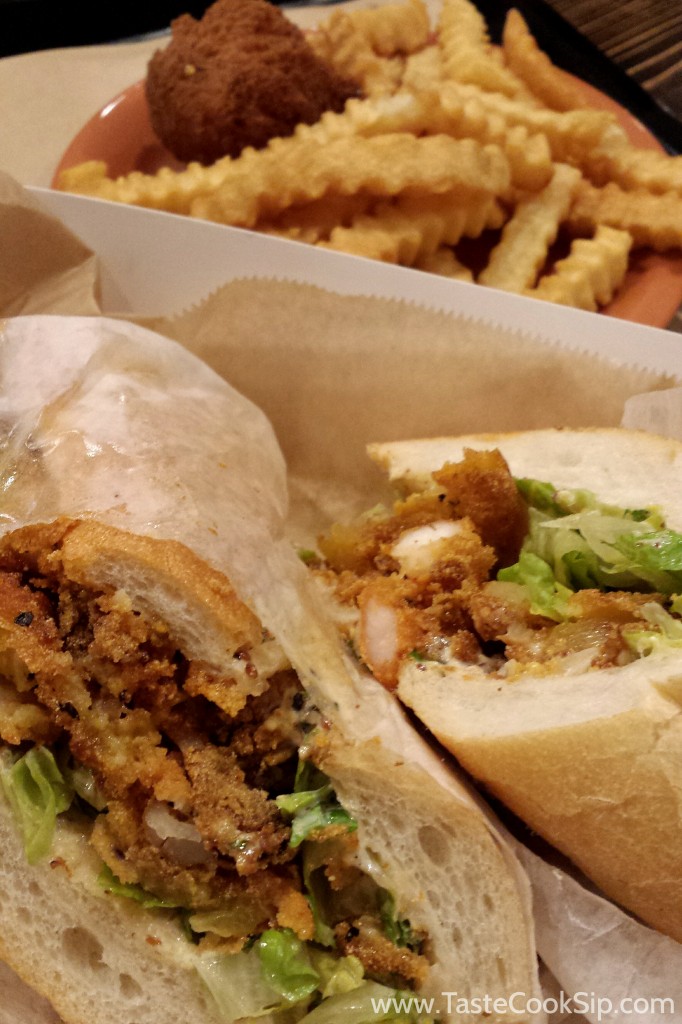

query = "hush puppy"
[{"left": 146, "top": 0, "right": 358, "bottom": 165}]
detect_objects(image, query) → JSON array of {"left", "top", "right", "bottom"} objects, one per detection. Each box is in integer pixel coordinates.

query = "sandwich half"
[
  {"left": 0, "top": 317, "right": 541, "bottom": 1024},
  {"left": 315, "top": 427, "right": 682, "bottom": 945}
]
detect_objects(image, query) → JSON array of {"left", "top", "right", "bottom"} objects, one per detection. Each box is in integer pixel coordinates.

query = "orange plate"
[{"left": 53, "top": 76, "right": 682, "bottom": 328}]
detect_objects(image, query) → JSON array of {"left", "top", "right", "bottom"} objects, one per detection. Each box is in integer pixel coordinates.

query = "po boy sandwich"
[
  {"left": 0, "top": 316, "right": 541, "bottom": 1024},
  {"left": 314, "top": 427, "right": 682, "bottom": 946}
]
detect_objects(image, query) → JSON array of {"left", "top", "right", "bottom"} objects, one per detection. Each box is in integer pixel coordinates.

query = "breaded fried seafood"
[
  {"left": 0, "top": 315, "right": 541, "bottom": 1024},
  {"left": 145, "top": 0, "right": 358, "bottom": 164}
]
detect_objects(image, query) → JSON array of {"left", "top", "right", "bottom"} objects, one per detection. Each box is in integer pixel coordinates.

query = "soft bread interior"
[
  {"left": 0, "top": 798, "right": 221, "bottom": 1024},
  {"left": 321, "top": 735, "right": 540, "bottom": 1022}
]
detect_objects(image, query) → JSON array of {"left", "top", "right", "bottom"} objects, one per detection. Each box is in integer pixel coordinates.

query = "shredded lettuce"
[
  {"left": 624, "top": 602, "right": 682, "bottom": 656},
  {"left": 504, "top": 479, "right": 682, "bottom": 614},
  {"left": 302, "top": 845, "right": 336, "bottom": 947},
  {"left": 0, "top": 746, "right": 73, "bottom": 863},
  {"left": 296, "top": 980, "right": 429, "bottom": 1024},
  {"left": 309, "top": 950, "right": 364, "bottom": 998},
  {"left": 62, "top": 762, "right": 107, "bottom": 811},
  {"left": 199, "top": 943, "right": 372, "bottom": 1024},
  {"left": 197, "top": 948, "right": 283, "bottom": 1022},
  {"left": 256, "top": 928, "right": 320, "bottom": 1004},
  {"left": 276, "top": 761, "right": 357, "bottom": 848},
  {"left": 188, "top": 900, "right": 265, "bottom": 939},
  {"left": 98, "top": 863, "right": 180, "bottom": 909},
  {"left": 498, "top": 551, "right": 572, "bottom": 622},
  {"left": 516, "top": 478, "right": 655, "bottom": 522},
  {"left": 379, "top": 891, "right": 420, "bottom": 951}
]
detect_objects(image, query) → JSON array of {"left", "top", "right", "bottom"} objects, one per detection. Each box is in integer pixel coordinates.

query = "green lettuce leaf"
[
  {"left": 302, "top": 845, "right": 336, "bottom": 947},
  {"left": 296, "top": 980, "right": 430, "bottom": 1024},
  {"left": 379, "top": 891, "right": 420, "bottom": 951},
  {"left": 511, "top": 478, "right": 682, "bottom": 599},
  {"left": 0, "top": 746, "right": 73, "bottom": 863},
  {"left": 197, "top": 948, "right": 283, "bottom": 1022},
  {"left": 624, "top": 601, "right": 682, "bottom": 656},
  {"left": 309, "top": 949, "right": 364, "bottom": 998},
  {"left": 98, "top": 863, "right": 180, "bottom": 909},
  {"left": 276, "top": 761, "right": 357, "bottom": 848},
  {"left": 256, "top": 928, "right": 320, "bottom": 1004},
  {"left": 498, "top": 551, "right": 572, "bottom": 622}
]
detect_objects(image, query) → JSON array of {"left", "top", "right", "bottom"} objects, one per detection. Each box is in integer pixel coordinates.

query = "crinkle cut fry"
[
  {"left": 479, "top": 162, "right": 582, "bottom": 292},
  {"left": 566, "top": 179, "right": 682, "bottom": 252},
  {"left": 402, "top": 47, "right": 445, "bottom": 93},
  {"left": 527, "top": 226, "right": 632, "bottom": 311},
  {"left": 441, "top": 82, "right": 620, "bottom": 166},
  {"left": 309, "top": 7, "right": 405, "bottom": 96},
  {"left": 340, "top": 85, "right": 553, "bottom": 192},
  {"left": 582, "top": 142, "right": 682, "bottom": 196},
  {"left": 328, "top": 0, "right": 431, "bottom": 57},
  {"left": 56, "top": 93, "right": 443, "bottom": 208},
  {"left": 434, "top": 83, "right": 553, "bottom": 191},
  {"left": 259, "top": 193, "right": 376, "bottom": 244},
  {"left": 320, "top": 192, "right": 505, "bottom": 265},
  {"left": 502, "top": 8, "right": 588, "bottom": 112},
  {"left": 191, "top": 134, "right": 511, "bottom": 229},
  {"left": 56, "top": 157, "right": 240, "bottom": 213},
  {"left": 437, "top": 0, "right": 530, "bottom": 98},
  {"left": 56, "top": 86, "right": 550, "bottom": 209},
  {"left": 415, "top": 247, "right": 474, "bottom": 281}
]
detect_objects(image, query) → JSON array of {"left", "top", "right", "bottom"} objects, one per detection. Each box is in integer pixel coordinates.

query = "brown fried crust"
[{"left": 145, "top": 0, "right": 359, "bottom": 164}]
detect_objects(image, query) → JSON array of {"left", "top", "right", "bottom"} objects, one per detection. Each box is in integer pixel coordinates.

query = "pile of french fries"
[{"left": 57, "top": 0, "right": 682, "bottom": 313}]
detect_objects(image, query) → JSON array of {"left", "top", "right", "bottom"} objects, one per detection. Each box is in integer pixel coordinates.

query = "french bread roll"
[
  {"left": 364, "top": 428, "right": 682, "bottom": 942},
  {"left": 0, "top": 317, "right": 542, "bottom": 1024}
]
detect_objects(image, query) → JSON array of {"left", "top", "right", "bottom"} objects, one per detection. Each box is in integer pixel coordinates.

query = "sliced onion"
[{"left": 144, "top": 800, "right": 213, "bottom": 866}]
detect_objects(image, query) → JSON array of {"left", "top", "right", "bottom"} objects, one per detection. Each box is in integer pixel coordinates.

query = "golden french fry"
[
  {"left": 566, "top": 179, "right": 682, "bottom": 252},
  {"left": 415, "top": 247, "right": 475, "bottom": 281},
  {"left": 321, "top": 192, "right": 504, "bottom": 265},
  {"left": 527, "top": 226, "right": 632, "bottom": 310},
  {"left": 479, "top": 162, "right": 582, "bottom": 292},
  {"left": 260, "top": 194, "right": 376, "bottom": 243},
  {"left": 192, "top": 135, "right": 511, "bottom": 228},
  {"left": 55, "top": 0, "right": 682, "bottom": 313},
  {"left": 582, "top": 140, "right": 682, "bottom": 196},
  {"left": 311, "top": 7, "right": 406, "bottom": 96},
  {"left": 56, "top": 157, "right": 239, "bottom": 213},
  {"left": 437, "top": 0, "right": 529, "bottom": 97},
  {"left": 434, "top": 83, "right": 553, "bottom": 190},
  {"left": 330, "top": 0, "right": 430, "bottom": 57},
  {"left": 57, "top": 95, "right": 446, "bottom": 210},
  {"left": 502, "top": 9, "right": 588, "bottom": 112},
  {"left": 401, "top": 46, "right": 445, "bottom": 93},
  {"left": 441, "top": 81, "right": 618, "bottom": 165}
]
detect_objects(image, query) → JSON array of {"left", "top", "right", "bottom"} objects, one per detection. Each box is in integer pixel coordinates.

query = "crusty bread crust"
[
  {"left": 377, "top": 428, "right": 682, "bottom": 941},
  {"left": 2, "top": 516, "right": 263, "bottom": 670},
  {"left": 400, "top": 657, "right": 682, "bottom": 942}
]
